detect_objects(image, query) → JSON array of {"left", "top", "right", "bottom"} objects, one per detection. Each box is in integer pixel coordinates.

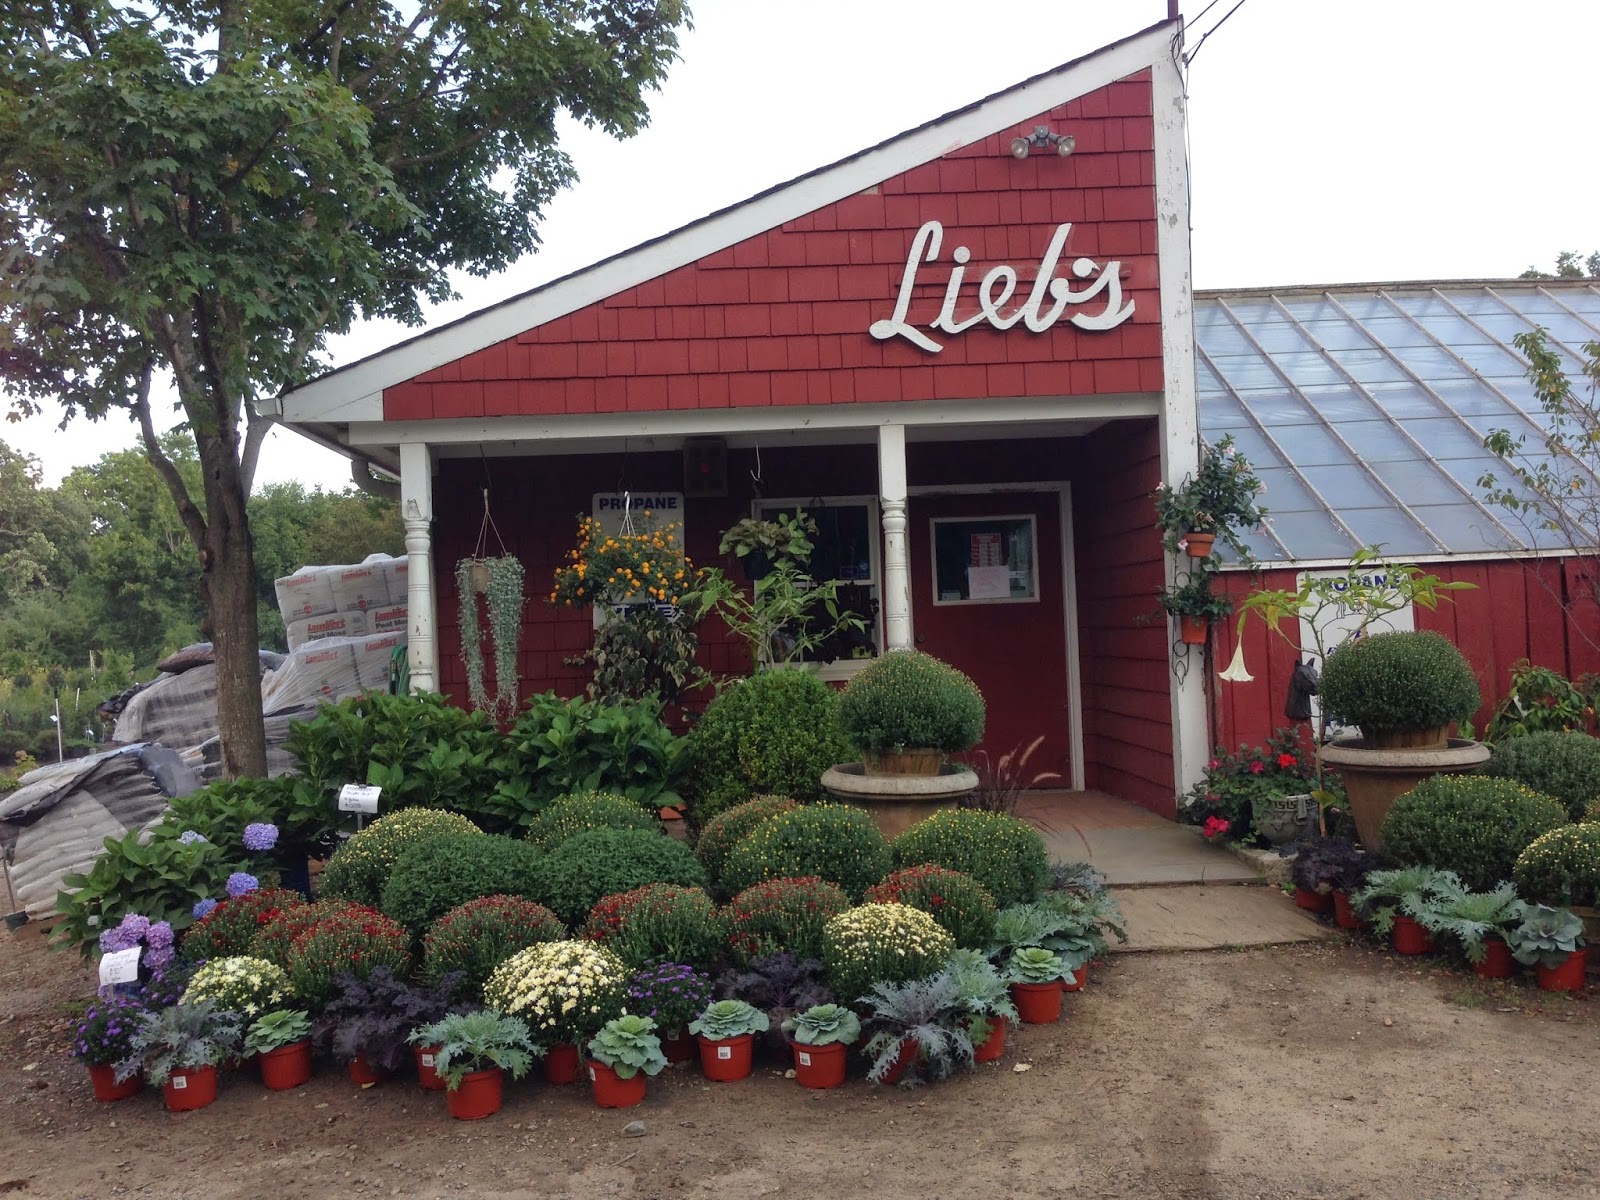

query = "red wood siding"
[
  {"left": 1213, "top": 557, "right": 1600, "bottom": 753},
  {"left": 383, "top": 71, "right": 1161, "bottom": 421}
]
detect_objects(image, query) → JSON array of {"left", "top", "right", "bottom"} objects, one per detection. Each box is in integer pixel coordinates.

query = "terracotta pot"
[
  {"left": 88, "top": 1064, "right": 142, "bottom": 1103},
  {"left": 259, "top": 1040, "right": 313, "bottom": 1090},
  {"left": 1391, "top": 915, "right": 1434, "bottom": 956},
  {"left": 1295, "top": 886, "right": 1333, "bottom": 914},
  {"left": 971, "top": 1018, "right": 1006, "bottom": 1063},
  {"left": 1475, "top": 936, "right": 1516, "bottom": 980},
  {"left": 877, "top": 1037, "right": 919, "bottom": 1085},
  {"left": 1061, "top": 966, "right": 1084, "bottom": 993},
  {"left": 862, "top": 748, "right": 944, "bottom": 777},
  {"left": 660, "top": 1028, "right": 696, "bottom": 1064},
  {"left": 697, "top": 1033, "right": 754, "bottom": 1082},
  {"left": 1319, "top": 737, "right": 1490, "bottom": 852},
  {"left": 348, "top": 1054, "right": 391, "bottom": 1086},
  {"left": 414, "top": 1044, "right": 445, "bottom": 1091},
  {"left": 1535, "top": 948, "right": 1587, "bottom": 993},
  {"left": 1332, "top": 890, "right": 1361, "bottom": 929},
  {"left": 1178, "top": 614, "right": 1208, "bottom": 646},
  {"left": 791, "top": 1040, "right": 848, "bottom": 1089},
  {"left": 163, "top": 1065, "right": 218, "bottom": 1112},
  {"left": 1010, "top": 981, "right": 1065, "bottom": 1024},
  {"left": 588, "top": 1060, "right": 647, "bottom": 1108},
  {"left": 1183, "top": 531, "right": 1216, "bottom": 558},
  {"left": 543, "top": 1042, "right": 580, "bottom": 1084},
  {"left": 446, "top": 1067, "right": 503, "bottom": 1120}
]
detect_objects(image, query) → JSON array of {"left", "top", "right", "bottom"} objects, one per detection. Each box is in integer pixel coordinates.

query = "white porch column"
[
  {"left": 399, "top": 441, "right": 439, "bottom": 693},
  {"left": 878, "top": 424, "right": 913, "bottom": 651}
]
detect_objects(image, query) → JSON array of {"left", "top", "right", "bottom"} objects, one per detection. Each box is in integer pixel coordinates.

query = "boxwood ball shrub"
[
  {"left": 421, "top": 895, "right": 567, "bottom": 1002},
  {"left": 682, "top": 670, "right": 853, "bottom": 829},
  {"left": 821, "top": 903, "right": 956, "bottom": 1005},
  {"left": 535, "top": 826, "right": 709, "bottom": 927},
  {"left": 837, "top": 649, "right": 985, "bottom": 757},
  {"left": 864, "top": 864, "right": 997, "bottom": 949},
  {"left": 380, "top": 832, "right": 545, "bottom": 936},
  {"left": 1483, "top": 730, "right": 1600, "bottom": 822},
  {"left": 249, "top": 899, "right": 372, "bottom": 968},
  {"left": 694, "top": 794, "right": 799, "bottom": 894},
  {"left": 891, "top": 809, "right": 1050, "bottom": 908},
  {"left": 180, "top": 888, "right": 306, "bottom": 962},
  {"left": 523, "top": 790, "right": 661, "bottom": 851},
  {"left": 1319, "top": 630, "right": 1481, "bottom": 737},
  {"left": 723, "top": 876, "right": 851, "bottom": 964},
  {"left": 285, "top": 907, "right": 412, "bottom": 1009},
  {"left": 583, "top": 884, "right": 726, "bottom": 970},
  {"left": 1513, "top": 823, "right": 1600, "bottom": 907},
  {"left": 719, "top": 803, "right": 892, "bottom": 900},
  {"left": 1380, "top": 775, "right": 1568, "bottom": 891},
  {"left": 318, "top": 809, "right": 483, "bottom": 907}
]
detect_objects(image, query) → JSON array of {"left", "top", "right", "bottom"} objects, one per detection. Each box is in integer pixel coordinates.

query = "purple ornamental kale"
[
  {"left": 225, "top": 872, "right": 259, "bottom": 898},
  {"left": 242, "top": 823, "right": 279, "bottom": 853}
]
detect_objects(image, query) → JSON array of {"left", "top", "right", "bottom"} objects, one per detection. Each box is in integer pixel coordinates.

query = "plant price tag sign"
[
  {"left": 98, "top": 946, "right": 141, "bottom": 987},
  {"left": 338, "top": 784, "right": 382, "bottom": 814}
]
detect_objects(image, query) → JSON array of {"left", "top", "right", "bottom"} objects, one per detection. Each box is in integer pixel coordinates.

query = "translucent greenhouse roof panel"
[{"left": 1193, "top": 279, "right": 1600, "bottom": 564}]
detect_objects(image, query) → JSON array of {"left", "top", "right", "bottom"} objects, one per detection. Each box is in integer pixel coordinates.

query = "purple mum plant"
[
  {"left": 625, "top": 962, "right": 712, "bottom": 1034},
  {"left": 69, "top": 993, "right": 145, "bottom": 1067}
]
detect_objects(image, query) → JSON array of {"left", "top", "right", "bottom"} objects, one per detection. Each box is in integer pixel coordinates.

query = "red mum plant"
[
  {"left": 724, "top": 876, "right": 849, "bottom": 965},
  {"left": 249, "top": 899, "right": 375, "bottom": 968},
  {"left": 583, "top": 884, "right": 724, "bottom": 971},
  {"left": 285, "top": 908, "right": 411, "bottom": 1009},
  {"left": 864, "top": 864, "right": 997, "bottom": 949},
  {"left": 422, "top": 895, "right": 566, "bottom": 1002},
  {"left": 180, "top": 888, "right": 306, "bottom": 962}
]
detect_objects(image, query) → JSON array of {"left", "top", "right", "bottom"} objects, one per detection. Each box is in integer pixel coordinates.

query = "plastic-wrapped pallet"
[
  {"left": 261, "top": 639, "right": 360, "bottom": 715},
  {"left": 275, "top": 568, "right": 337, "bottom": 621},
  {"left": 286, "top": 610, "right": 368, "bottom": 651},
  {"left": 367, "top": 603, "right": 408, "bottom": 634},
  {"left": 352, "top": 633, "right": 404, "bottom": 692},
  {"left": 380, "top": 556, "right": 409, "bottom": 605},
  {"left": 329, "top": 562, "right": 390, "bottom": 614},
  {"left": 114, "top": 663, "right": 222, "bottom": 747}
]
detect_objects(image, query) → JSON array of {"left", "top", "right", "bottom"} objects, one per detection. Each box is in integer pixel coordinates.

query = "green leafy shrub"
[
  {"left": 379, "top": 832, "right": 544, "bottom": 935},
  {"left": 1513, "top": 823, "right": 1600, "bottom": 907},
  {"left": 682, "top": 671, "right": 852, "bottom": 828},
  {"left": 421, "top": 895, "right": 567, "bottom": 1002},
  {"left": 180, "top": 888, "right": 306, "bottom": 962},
  {"left": 1320, "top": 630, "right": 1481, "bottom": 736},
  {"left": 522, "top": 790, "right": 661, "bottom": 851},
  {"left": 1483, "top": 730, "right": 1600, "bottom": 821},
  {"left": 166, "top": 775, "right": 334, "bottom": 862},
  {"left": 837, "top": 650, "right": 985, "bottom": 757},
  {"left": 1380, "top": 775, "right": 1567, "bottom": 891},
  {"left": 822, "top": 903, "right": 955, "bottom": 1005},
  {"left": 891, "top": 809, "right": 1049, "bottom": 907},
  {"left": 317, "top": 809, "right": 482, "bottom": 907},
  {"left": 284, "top": 907, "right": 412, "bottom": 1009},
  {"left": 583, "top": 884, "right": 725, "bottom": 970},
  {"left": 720, "top": 803, "right": 891, "bottom": 900},
  {"left": 693, "top": 794, "right": 799, "bottom": 894},
  {"left": 723, "top": 876, "right": 851, "bottom": 964},
  {"left": 535, "top": 827, "right": 708, "bottom": 926},
  {"left": 864, "top": 865, "right": 996, "bottom": 949},
  {"left": 250, "top": 899, "right": 372, "bottom": 967}
]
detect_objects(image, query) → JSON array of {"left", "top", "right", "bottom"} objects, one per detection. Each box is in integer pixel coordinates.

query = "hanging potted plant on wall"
[
  {"left": 1158, "top": 577, "right": 1233, "bottom": 646},
  {"left": 1153, "top": 434, "right": 1269, "bottom": 560},
  {"left": 457, "top": 489, "right": 524, "bottom": 722}
]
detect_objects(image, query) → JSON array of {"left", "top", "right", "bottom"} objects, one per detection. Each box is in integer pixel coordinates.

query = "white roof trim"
[{"left": 276, "top": 21, "right": 1177, "bottom": 426}]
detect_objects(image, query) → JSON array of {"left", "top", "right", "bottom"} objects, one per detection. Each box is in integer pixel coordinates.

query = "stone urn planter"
[
  {"left": 821, "top": 762, "right": 978, "bottom": 838},
  {"left": 1319, "top": 736, "right": 1489, "bottom": 852}
]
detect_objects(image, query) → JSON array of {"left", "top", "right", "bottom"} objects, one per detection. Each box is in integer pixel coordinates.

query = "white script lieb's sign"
[{"left": 868, "top": 221, "right": 1134, "bottom": 354}]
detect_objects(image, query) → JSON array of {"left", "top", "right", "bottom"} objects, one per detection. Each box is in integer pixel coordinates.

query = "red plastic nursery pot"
[
  {"left": 1178, "top": 614, "right": 1208, "bottom": 646},
  {"left": 697, "top": 1034, "right": 754, "bottom": 1082},
  {"left": 1295, "top": 887, "right": 1333, "bottom": 914},
  {"left": 660, "top": 1028, "right": 696, "bottom": 1064},
  {"left": 446, "top": 1068, "right": 504, "bottom": 1120},
  {"left": 1332, "top": 891, "right": 1361, "bottom": 930},
  {"left": 972, "top": 1019, "right": 1007, "bottom": 1064},
  {"left": 1391, "top": 915, "right": 1434, "bottom": 956},
  {"left": 88, "top": 1064, "right": 142, "bottom": 1103},
  {"left": 348, "top": 1054, "right": 391, "bottom": 1086},
  {"left": 877, "top": 1037, "right": 919, "bottom": 1086},
  {"left": 791, "top": 1040, "right": 848, "bottom": 1089},
  {"left": 259, "top": 1040, "right": 313, "bottom": 1091},
  {"left": 163, "top": 1065, "right": 218, "bottom": 1112},
  {"left": 588, "top": 1060, "right": 647, "bottom": 1108},
  {"left": 1010, "top": 981, "right": 1065, "bottom": 1024},
  {"left": 1475, "top": 937, "right": 1516, "bottom": 980},
  {"left": 543, "top": 1043, "right": 580, "bottom": 1084},
  {"left": 414, "top": 1044, "right": 445, "bottom": 1091},
  {"left": 1061, "top": 966, "right": 1084, "bottom": 994},
  {"left": 1535, "top": 948, "right": 1587, "bottom": 993}
]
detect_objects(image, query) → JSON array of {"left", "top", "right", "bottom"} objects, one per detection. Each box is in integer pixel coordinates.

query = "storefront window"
[
  {"left": 931, "top": 515, "right": 1039, "bottom": 604},
  {"left": 756, "top": 499, "right": 880, "bottom": 668}
]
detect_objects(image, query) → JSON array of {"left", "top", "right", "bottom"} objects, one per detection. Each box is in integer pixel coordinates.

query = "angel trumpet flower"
[{"left": 1217, "top": 637, "right": 1253, "bottom": 683}]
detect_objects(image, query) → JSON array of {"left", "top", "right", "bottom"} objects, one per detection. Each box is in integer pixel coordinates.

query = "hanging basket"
[{"left": 1178, "top": 614, "right": 1208, "bottom": 646}]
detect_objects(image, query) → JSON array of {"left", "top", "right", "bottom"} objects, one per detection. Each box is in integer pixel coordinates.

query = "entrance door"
[{"left": 906, "top": 491, "right": 1073, "bottom": 784}]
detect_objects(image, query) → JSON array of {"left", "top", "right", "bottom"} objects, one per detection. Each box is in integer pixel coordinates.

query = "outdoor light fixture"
[{"left": 1009, "top": 126, "right": 1075, "bottom": 159}]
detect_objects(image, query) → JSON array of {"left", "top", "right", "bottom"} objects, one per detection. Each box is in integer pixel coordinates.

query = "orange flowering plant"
[{"left": 550, "top": 512, "right": 697, "bottom": 609}]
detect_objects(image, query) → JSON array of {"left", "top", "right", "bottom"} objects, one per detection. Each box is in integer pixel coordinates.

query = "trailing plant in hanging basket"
[{"left": 457, "top": 554, "right": 524, "bottom": 722}]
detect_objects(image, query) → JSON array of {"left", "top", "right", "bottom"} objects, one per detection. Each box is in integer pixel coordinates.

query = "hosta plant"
[
  {"left": 115, "top": 1002, "right": 243, "bottom": 1086},
  {"left": 781, "top": 1003, "right": 861, "bottom": 1047},
  {"left": 857, "top": 970, "right": 974, "bottom": 1087},
  {"left": 244, "top": 1009, "right": 312, "bottom": 1055},
  {"left": 181, "top": 956, "right": 295, "bottom": 1019},
  {"left": 822, "top": 903, "right": 955, "bottom": 1006},
  {"left": 1005, "top": 947, "right": 1071, "bottom": 985},
  {"left": 412, "top": 1010, "right": 537, "bottom": 1090},
  {"left": 586, "top": 1014, "right": 667, "bottom": 1080},
  {"left": 1506, "top": 905, "right": 1586, "bottom": 969},
  {"left": 314, "top": 968, "right": 460, "bottom": 1074},
  {"left": 688, "top": 999, "right": 769, "bottom": 1041},
  {"left": 1410, "top": 881, "right": 1526, "bottom": 964},
  {"left": 484, "top": 940, "right": 631, "bottom": 1045}
]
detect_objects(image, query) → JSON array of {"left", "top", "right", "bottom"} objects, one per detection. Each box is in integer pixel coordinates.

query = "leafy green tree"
[
  {"left": 1519, "top": 251, "right": 1600, "bottom": 281},
  {"left": 0, "top": 439, "right": 88, "bottom": 605},
  {"left": 0, "top": 0, "right": 690, "bottom": 775}
]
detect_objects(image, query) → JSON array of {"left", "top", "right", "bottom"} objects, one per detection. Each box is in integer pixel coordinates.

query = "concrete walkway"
[
  {"left": 1016, "top": 790, "right": 1261, "bottom": 886},
  {"left": 1109, "top": 885, "right": 1330, "bottom": 951}
]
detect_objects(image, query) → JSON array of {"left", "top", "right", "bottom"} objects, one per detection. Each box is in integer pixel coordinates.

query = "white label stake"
[
  {"left": 338, "top": 784, "right": 382, "bottom": 815},
  {"left": 98, "top": 947, "right": 142, "bottom": 987}
]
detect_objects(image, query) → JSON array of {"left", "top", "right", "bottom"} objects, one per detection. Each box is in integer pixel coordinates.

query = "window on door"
[
  {"left": 755, "top": 498, "right": 882, "bottom": 671},
  {"left": 930, "top": 515, "right": 1039, "bottom": 605}
]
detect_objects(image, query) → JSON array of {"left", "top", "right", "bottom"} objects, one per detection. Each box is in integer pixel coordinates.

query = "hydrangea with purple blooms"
[
  {"left": 225, "top": 872, "right": 259, "bottom": 898},
  {"left": 192, "top": 898, "right": 218, "bottom": 920},
  {"left": 96, "top": 912, "right": 176, "bottom": 973},
  {"left": 624, "top": 962, "right": 712, "bottom": 1034},
  {"left": 68, "top": 992, "right": 145, "bottom": 1066},
  {"left": 242, "top": 823, "right": 279, "bottom": 853}
]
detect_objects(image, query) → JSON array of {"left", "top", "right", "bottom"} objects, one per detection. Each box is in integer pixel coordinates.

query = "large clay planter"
[
  {"left": 1010, "top": 981, "right": 1065, "bottom": 1024},
  {"left": 697, "top": 1034, "right": 754, "bottom": 1082},
  {"left": 1391, "top": 915, "right": 1434, "bottom": 956},
  {"left": 414, "top": 1044, "right": 445, "bottom": 1091},
  {"left": 88, "top": 1064, "right": 142, "bottom": 1103},
  {"left": 820, "top": 762, "right": 978, "bottom": 839},
  {"left": 1319, "top": 736, "right": 1490, "bottom": 851},
  {"left": 588, "top": 1060, "right": 647, "bottom": 1108},
  {"left": 259, "top": 1040, "right": 313, "bottom": 1090},
  {"left": 791, "top": 1040, "right": 848, "bottom": 1089},
  {"left": 543, "top": 1043, "right": 581, "bottom": 1084},
  {"left": 972, "top": 1019, "right": 1006, "bottom": 1063},
  {"left": 862, "top": 748, "right": 944, "bottom": 776},
  {"left": 1475, "top": 937, "right": 1516, "bottom": 980},
  {"left": 1535, "top": 948, "right": 1587, "bottom": 993},
  {"left": 446, "top": 1067, "right": 503, "bottom": 1120},
  {"left": 163, "top": 1065, "right": 218, "bottom": 1112}
]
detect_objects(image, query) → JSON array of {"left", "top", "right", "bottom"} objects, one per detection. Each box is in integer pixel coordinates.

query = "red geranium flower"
[
  {"left": 1277, "top": 753, "right": 1298, "bottom": 769},
  {"left": 1249, "top": 761, "right": 1265, "bottom": 774}
]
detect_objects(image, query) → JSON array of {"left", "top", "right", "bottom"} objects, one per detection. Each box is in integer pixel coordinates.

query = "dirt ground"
[{"left": 1, "top": 917, "right": 1596, "bottom": 1200}]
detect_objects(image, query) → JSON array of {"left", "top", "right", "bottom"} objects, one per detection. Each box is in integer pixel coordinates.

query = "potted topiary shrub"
[
  {"left": 1317, "top": 631, "right": 1489, "bottom": 850},
  {"left": 413, "top": 1010, "right": 537, "bottom": 1120},
  {"left": 245, "top": 1009, "right": 314, "bottom": 1090},
  {"left": 116, "top": 1002, "right": 244, "bottom": 1112},
  {"left": 586, "top": 1014, "right": 668, "bottom": 1108},
  {"left": 1506, "top": 905, "right": 1587, "bottom": 992},
  {"left": 780, "top": 1003, "right": 861, "bottom": 1089},
  {"left": 687, "top": 999, "right": 769, "bottom": 1082},
  {"left": 837, "top": 650, "right": 986, "bottom": 776}
]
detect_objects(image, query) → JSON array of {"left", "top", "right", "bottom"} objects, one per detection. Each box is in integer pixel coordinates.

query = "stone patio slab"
[{"left": 1110, "top": 885, "right": 1332, "bottom": 952}]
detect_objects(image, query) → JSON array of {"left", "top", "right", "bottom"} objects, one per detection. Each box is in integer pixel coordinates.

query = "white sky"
[{"left": 9, "top": 0, "right": 1597, "bottom": 490}]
